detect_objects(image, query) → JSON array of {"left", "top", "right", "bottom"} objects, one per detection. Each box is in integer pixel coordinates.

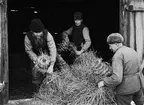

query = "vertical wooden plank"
[
  {"left": 129, "top": 12, "right": 135, "bottom": 49},
  {"left": 0, "top": 0, "right": 2, "bottom": 84},
  {"left": 0, "top": 0, "right": 3, "bottom": 104},
  {"left": 119, "top": 0, "right": 124, "bottom": 38},
  {"left": 119, "top": 0, "right": 129, "bottom": 46},
  {"left": 3, "top": 0, "right": 8, "bottom": 104},
  {"left": 0, "top": 0, "right": 8, "bottom": 104}
]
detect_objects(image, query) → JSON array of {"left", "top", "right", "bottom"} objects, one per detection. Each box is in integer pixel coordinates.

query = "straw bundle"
[
  {"left": 33, "top": 52, "right": 50, "bottom": 73},
  {"left": 33, "top": 50, "right": 117, "bottom": 105},
  {"left": 57, "top": 38, "right": 76, "bottom": 54}
]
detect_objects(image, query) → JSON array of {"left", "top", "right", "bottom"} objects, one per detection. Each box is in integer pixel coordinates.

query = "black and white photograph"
[{"left": 0, "top": 0, "right": 144, "bottom": 105}]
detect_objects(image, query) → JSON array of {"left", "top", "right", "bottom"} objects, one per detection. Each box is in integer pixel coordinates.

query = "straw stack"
[{"left": 32, "top": 50, "right": 117, "bottom": 105}]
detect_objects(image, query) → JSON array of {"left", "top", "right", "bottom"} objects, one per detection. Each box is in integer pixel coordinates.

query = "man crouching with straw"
[
  {"left": 98, "top": 33, "right": 144, "bottom": 105},
  {"left": 24, "top": 18, "right": 57, "bottom": 92}
]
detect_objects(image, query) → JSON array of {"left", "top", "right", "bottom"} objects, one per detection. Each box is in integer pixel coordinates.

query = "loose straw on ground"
[{"left": 32, "top": 50, "right": 117, "bottom": 105}]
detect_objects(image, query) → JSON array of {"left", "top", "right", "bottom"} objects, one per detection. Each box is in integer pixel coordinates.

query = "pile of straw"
[{"left": 33, "top": 51, "right": 117, "bottom": 105}]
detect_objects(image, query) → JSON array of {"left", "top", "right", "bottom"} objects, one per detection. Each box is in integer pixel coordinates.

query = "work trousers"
[{"left": 115, "top": 89, "right": 144, "bottom": 105}]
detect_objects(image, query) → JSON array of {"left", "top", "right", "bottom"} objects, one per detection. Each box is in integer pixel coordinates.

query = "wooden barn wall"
[{"left": 120, "top": 0, "right": 144, "bottom": 64}]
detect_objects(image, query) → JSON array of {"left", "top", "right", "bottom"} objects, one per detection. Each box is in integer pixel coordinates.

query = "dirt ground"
[{"left": 7, "top": 99, "right": 136, "bottom": 105}]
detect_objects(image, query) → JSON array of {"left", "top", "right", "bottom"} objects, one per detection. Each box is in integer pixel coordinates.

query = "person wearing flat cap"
[
  {"left": 60, "top": 12, "right": 91, "bottom": 64},
  {"left": 24, "top": 18, "right": 57, "bottom": 89},
  {"left": 98, "top": 33, "right": 144, "bottom": 105}
]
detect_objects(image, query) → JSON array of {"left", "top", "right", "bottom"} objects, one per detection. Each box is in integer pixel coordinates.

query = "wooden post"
[
  {"left": 0, "top": 0, "right": 9, "bottom": 104},
  {"left": 119, "top": 0, "right": 129, "bottom": 46}
]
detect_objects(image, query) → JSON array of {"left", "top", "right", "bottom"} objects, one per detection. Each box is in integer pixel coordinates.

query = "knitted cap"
[
  {"left": 107, "top": 33, "right": 124, "bottom": 44},
  {"left": 74, "top": 12, "right": 83, "bottom": 20},
  {"left": 29, "top": 19, "right": 45, "bottom": 33}
]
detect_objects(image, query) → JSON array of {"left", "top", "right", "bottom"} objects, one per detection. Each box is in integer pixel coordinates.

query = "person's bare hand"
[
  {"left": 75, "top": 50, "right": 82, "bottom": 55},
  {"left": 0, "top": 82, "right": 5, "bottom": 92},
  {"left": 33, "top": 58, "right": 38, "bottom": 64},
  {"left": 47, "top": 65, "right": 53, "bottom": 74},
  {"left": 98, "top": 81, "right": 104, "bottom": 88}
]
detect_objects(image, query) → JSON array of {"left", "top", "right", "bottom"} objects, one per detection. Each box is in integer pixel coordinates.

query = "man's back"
[
  {"left": 115, "top": 46, "right": 141, "bottom": 94},
  {"left": 116, "top": 46, "right": 141, "bottom": 75}
]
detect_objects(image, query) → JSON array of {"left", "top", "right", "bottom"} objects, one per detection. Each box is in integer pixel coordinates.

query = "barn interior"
[{"left": 8, "top": 0, "right": 119, "bottom": 100}]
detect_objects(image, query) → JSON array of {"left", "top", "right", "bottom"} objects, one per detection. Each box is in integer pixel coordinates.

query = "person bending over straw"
[
  {"left": 24, "top": 18, "right": 57, "bottom": 92},
  {"left": 98, "top": 33, "right": 144, "bottom": 105}
]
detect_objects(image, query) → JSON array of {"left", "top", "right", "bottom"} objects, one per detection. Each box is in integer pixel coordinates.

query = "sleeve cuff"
[{"left": 103, "top": 77, "right": 110, "bottom": 87}]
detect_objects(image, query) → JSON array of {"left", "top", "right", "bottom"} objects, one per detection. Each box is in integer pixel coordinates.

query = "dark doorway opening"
[{"left": 8, "top": 0, "right": 119, "bottom": 100}]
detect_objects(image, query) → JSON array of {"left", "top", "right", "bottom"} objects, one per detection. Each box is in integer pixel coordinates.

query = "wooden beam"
[
  {"left": 119, "top": 0, "right": 129, "bottom": 46},
  {"left": 0, "top": 0, "right": 8, "bottom": 104}
]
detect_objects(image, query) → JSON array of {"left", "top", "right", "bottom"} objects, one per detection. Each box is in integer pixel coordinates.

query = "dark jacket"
[
  {"left": 70, "top": 24, "right": 85, "bottom": 50},
  {"left": 24, "top": 29, "right": 57, "bottom": 64},
  {"left": 62, "top": 24, "right": 91, "bottom": 51},
  {"left": 26, "top": 29, "right": 49, "bottom": 55}
]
